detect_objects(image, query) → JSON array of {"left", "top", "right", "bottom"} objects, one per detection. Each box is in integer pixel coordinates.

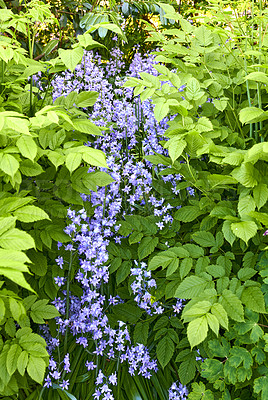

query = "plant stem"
[{"left": 64, "top": 250, "right": 73, "bottom": 355}]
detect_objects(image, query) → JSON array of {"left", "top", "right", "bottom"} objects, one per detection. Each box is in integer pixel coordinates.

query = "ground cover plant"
[{"left": 0, "top": 0, "right": 268, "bottom": 399}]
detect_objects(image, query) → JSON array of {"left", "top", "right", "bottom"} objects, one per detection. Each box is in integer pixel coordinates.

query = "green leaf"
[
  {"left": 129, "top": 231, "right": 143, "bottom": 245},
  {"left": 192, "top": 231, "right": 216, "bottom": 247},
  {"left": 239, "top": 107, "right": 267, "bottom": 124},
  {"left": 166, "top": 258, "right": 180, "bottom": 276},
  {"left": 20, "top": 160, "right": 44, "bottom": 176},
  {"left": 82, "top": 147, "right": 107, "bottom": 168},
  {"left": 16, "top": 136, "right": 37, "bottom": 161},
  {"left": 27, "top": 355, "right": 46, "bottom": 384},
  {"left": 116, "top": 260, "right": 131, "bottom": 285},
  {"left": 133, "top": 321, "right": 149, "bottom": 345},
  {"left": 231, "top": 221, "right": 258, "bottom": 244},
  {"left": 254, "top": 376, "right": 268, "bottom": 400},
  {"left": 73, "top": 119, "right": 103, "bottom": 136},
  {"left": 206, "top": 313, "right": 219, "bottom": 336},
  {"left": 238, "top": 195, "right": 255, "bottom": 217},
  {"left": 138, "top": 236, "right": 158, "bottom": 260},
  {"left": 13, "top": 205, "right": 50, "bottom": 223},
  {"left": 245, "top": 71, "right": 268, "bottom": 85},
  {"left": 179, "top": 257, "right": 193, "bottom": 280},
  {"left": 188, "top": 382, "right": 214, "bottom": 400},
  {"left": 182, "top": 301, "right": 211, "bottom": 321},
  {"left": 9, "top": 298, "right": 25, "bottom": 321},
  {"left": 195, "top": 25, "right": 213, "bottom": 46},
  {"left": 148, "top": 252, "right": 176, "bottom": 271},
  {"left": 156, "top": 336, "right": 175, "bottom": 368},
  {"left": 30, "top": 300, "right": 60, "bottom": 323},
  {"left": 183, "top": 244, "right": 204, "bottom": 258},
  {"left": 0, "top": 154, "right": 19, "bottom": 177},
  {"left": 178, "top": 354, "right": 196, "bottom": 385},
  {"left": 241, "top": 287, "right": 266, "bottom": 313},
  {"left": 154, "top": 101, "right": 169, "bottom": 122},
  {"left": 237, "top": 267, "right": 257, "bottom": 281},
  {"left": 17, "top": 351, "right": 28, "bottom": 376},
  {"left": 187, "top": 316, "right": 208, "bottom": 348},
  {"left": 219, "top": 289, "right": 244, "bottom": 322},
  {"left": 211, "top": 303, "right": 228, "bottom": 329},
  {"left": 7, "top": 344, "right": 22, "bottom": 375},
  {"left": 0, "top": 228, "right": 35, "bottom": 250},
  {"left": 231, "top": 163, "right": 258, "bottom": 188},
  {"left": 175, "top": 276, "right": 208, "bottom": 299},
  {"left": 113, "top": 303, "right": 142, "bottom": 324},
  {"left": 166, "top": 137, "right": 186, "bottom": 162},
  {"left": 253, "top": 183, "right": 268, "bottom": 210},
  {"left": 66, "top": 153, "right": 82, "bottom": 173},
  {"left": 0, "top": 216, "right": 16, "bottom": 236},
  {"left": 186, "top": 77, "right": 201, "bottom": 100},
  {"left": 75, "top": 91, "right": 99, "bottom": 107},
  {"left": 196, "top": 117, "right": 213, "bottom": 132},
  {"left": 222, "top": 220, "right": 236, "bottom": 245},
  {"left": 213, "top": 98, "right": 228, "bottom": 111},
  {"left": 175, "top": 206, "right": 203, "bottom": 223},
  {"left": 58, "top": 46, "right": 84, "bottom": 72}
]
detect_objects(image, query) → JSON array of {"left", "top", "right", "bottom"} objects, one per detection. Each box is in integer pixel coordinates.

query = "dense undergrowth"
[{"left": 0, "top": 1, "right": 268, "bottom": 399}]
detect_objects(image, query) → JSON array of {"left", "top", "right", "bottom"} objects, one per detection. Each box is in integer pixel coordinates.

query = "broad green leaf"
[
  {"left": 134, "top": 321, "right": 149, "bottom": 345},
  {"left": 13, "top": 205, "right": 50, "bottom": 223},
  {"left": 116, "top": 260, "right": 131, "bottom": 285},
  {"left": 82, "top": 147, "right": 107, "bottom": 168},
  {"left": 129, "top": 231, "right": 143, "bottom": 245},
  {"left": 196, "top": 117, "right": 213, "bottom": 132},
  {"left": 0, "top": 269, "right": 34, "bottom": 292},
  {"left": 112, "top": 303, "right": 142, "bottom": 324},
  {"left": 17, "top": 351, "right": 28, "bottom": 376},
  {"left": 138, "top": 236, "right": 158, "bottom": 260},
  {"left": 222, "top": 220, "right": 236, "bottom": 245},
  {"left": 0, "top": 216, "right": 16, "bottom": 236},
  {"left": 0, "top": 228, "right": 35, "bottom": 250},
  {"left": 89, "top": 171, "right": 114, "bottom": 187},
  {"left": 186, "top": 77, "right": 201, "bottom": 100},
  {"left": 156, "top": 336, "right": 174, "bottom": 368},
  {"left": 239, "top": 107, "right": 266, "bottom": 124},
  {"left": 0, "top": 154, "right": 19, "bottom": 177},
  {"left": 175, "top": 276, "right": 208, "bottom": 299},
  {"left": 66, "top": 153, "right": 82, "bottom": 173},
  {"left": 231, "top": 221, "right": 258, "bottom": 244},
  {"left": 231, "top": 163, "right": 258, "bottom": 187},
  {"left": 27, "top": 355, "right": 46, "bottom": 384},
  {"left": 180, "top": 257, "right": 193, "bottom": 280},
  {"left": 201, "top": 359, "right": 223, "bottom": 381},
  {"left": 253, "top": 183, "right": 268, "bottom": 210},
  {"left": 241, "top": 287, "right": 266, "bottom": 313},
  {"left": 183, "top": 244, "right": 204, "bottom": 258},
  {"left": 213, "top": 98, "right": 228, "bottom": 111},
  {"left": 187, "top": 316, "right": 208, "bottom": 348},
  {"left": 58, "top": 46, "right": 84, "bottom": 72},
  {"left": 7, "top": 344, "right": 22, "bottom": 375},
  {"left": 206, "top": 264, "right": 225, "bottom": 278},
  {"left": 237, "top": 267, "right": 257, "bottom": 281},
  {"left": 166, "top": 258, "right": 179, "bottom": 276},
  {"left": 188, "top": 382, "right": 214, "bottom": 400},
  {"left": 206, "top": 313, "right": 219, "bottom": 336},
  {"left": 16, "top": 136, "right": 37, "bottom": 161},
  {"left": 182, "top": 301, "right": 211, "bottom": 321},
  {"left": 219, "top": 289, "right": 244, "bottom": 322},
  {"left": 175, "top": 206, "right": 203, "bottom": 223},
  {"left": 211, "top": 303, "right": 228, "bottom": 329},
  {"left": 73, "top": 119, "right": 103, "bottom": 136},
  {"left": 238, "top": 195, "right": 255, "bottom": 217},
  {"left": 30, "top": 299, "right": 59, "bottom": 323},
  {"left": 9, "top": 298, "right": 25, "bottom": 321},
  {"left": 245, "top": 71, "right": 268, "bottom": 85},
  {"left": 75, "top": 91, "right": 99, "bottom": 107},
  {"left": 178, "top": 354, "right": 196, "bottom": 385},
  {"left": 192, "top": 231, "right": 216, "bottom": 247},
  {"left": 195, "top": 25, "right": 213, "bottom": 46},
  {"left": 166, "top": 137, "right": 186, "bottom": 162},
  {"left": 154, "top": 101, "right": 169, "bottom": 122}
]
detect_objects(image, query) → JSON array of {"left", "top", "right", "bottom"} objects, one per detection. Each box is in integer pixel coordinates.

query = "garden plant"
[{"left": 0, "top": 0, "right": 268, "bottom": 400}]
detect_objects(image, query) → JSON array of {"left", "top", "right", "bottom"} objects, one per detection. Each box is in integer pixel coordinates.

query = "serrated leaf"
[
  {"left": 13, "top": 205, "right": 50, "bottom": 223},
  {"left": 133, "top": 321, "right": 149, "bottom": 345},
  {"left": 178, "top": 355, "right": 196, "bottom": 385},
  {"left": 241, "top": 287, "right": 266, "bottom": 313},
  {"left": 75, "top": 91, "right": 99, "bottom": 107},
  {"left": 156, "top": 336, "right": 174, "bottom": 368},
  {"left": 219, "top": 289, "right": 244, "bottom": 322},
  {"left": 187, "top": 316, "right": 208, "bottom": 348},
  {"left": 167, "top": 137, "right": 186, "bottom": 162},
  {"left": 27, "top": 355, "right": 46, "bottom": 384},
  {"left": 16, "top": 136, "right": 37, "bottom": 161},
  {"left": 238, "top": 195, "right": 255, "bottom": 217},
  {"left": 211, "top": 303, "right": 228, "bottom": 329},
  {"left": 138, "top": 236, "right": 158, "bottom": 260},
  {"left": 154, "top": 101, "right": 169, "bottom": 122},
  {"left": 253, "top": 184, "right": 268, "bottom": 210},
  {"left": 182, "top": 301, "right": 211, "bottom": 321},
  {"left": 7, "top": 343, "right": 22, "bottom": 375},
  {"left": 222, "top": 220, "right": 236, "bottom": 245},
  {"left": 192, "top": 231, "right": 216, "bottom": 247},
  {"left": 231, "top": 221, "right": 257, "bottom": 244},
  {"left": 175, "top": 206, "right": 203, "bottom": 223},
  {"left": 82, "top": 147, "right": 107, "bottom": 168},
  {"left": 0, "top": 228, "right": 35, "bottom": 250},
  {"left": 180, "top": 257, "right": 193, "bottom": 280},
  {"left": 0, "top": 154, "right": 19, "bottom": 177},
  {"left": 175, "top": 276, "right": 207, "bottom": 299},
  {"left": 239, "top": 107, "right": 266, "bottom": 124},
  {"left": 58, "top": 46, "right": 84, "bottom": 72},
  {"left": 231, "top": 163, "right": 258, "bottom": 188},
  {"left": 17, "top": 351, "right": 28, "bottom": 376},
  {"left": 66, "top": 153, "right": 82, "bottom": 173},
  {"left": 206, "top": 313, "right": 219, "bottom": 336},
  {"left": 254, "top": 376, "right": 268, "bottom": 400}
]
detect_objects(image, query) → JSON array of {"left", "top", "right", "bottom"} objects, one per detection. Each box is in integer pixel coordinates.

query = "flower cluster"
[
  {"left": 130, "top": 261, "right": 164, "bottom": 315},
  {"left": 168, "top": 382, "right": 188, "bottom": 400},
  {"left": 93, "top": 370, "right": 117, "bottom": 400}
]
